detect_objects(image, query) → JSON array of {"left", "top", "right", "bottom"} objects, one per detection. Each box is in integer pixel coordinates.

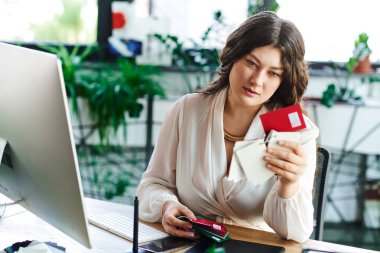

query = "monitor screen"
[{"left": 0, "top": 42, "right": 91, "bottom": 248}]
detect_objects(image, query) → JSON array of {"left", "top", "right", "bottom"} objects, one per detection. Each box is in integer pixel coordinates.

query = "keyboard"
[{"left": 88, "top": 212, "right": 169, "bottom": 243}]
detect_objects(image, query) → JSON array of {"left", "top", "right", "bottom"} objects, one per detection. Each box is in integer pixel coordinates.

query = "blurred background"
[{"left": 1, "top": 0, "right": 379, "bottom": 250}]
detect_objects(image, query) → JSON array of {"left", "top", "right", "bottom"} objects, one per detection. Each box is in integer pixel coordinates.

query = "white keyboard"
[{"left": 88, "top": 212, "right": 168, "bottom": 243}]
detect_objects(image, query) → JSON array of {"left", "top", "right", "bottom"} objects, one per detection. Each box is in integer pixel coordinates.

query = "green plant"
[
  {"left": 81, "top": 59, "right": 165, "bottom": 144},
  {"left": 77, "top": 146, "right": 136, "bottom": 200},
  {"left": 189, "top": 10, "right": 225, "bottom": 71},
  {"left": 35, "top": 46, "right": 164, "bottom": 200},
  {"left": 346, "top": 33, "right": 371, "bottom": 73},
  {"left": 37, "top": 45, "right": 165, "bottom": 145},
  {"left": 320, "top": 62, "right": 366, "bottom": 108},
  {"left": 320, "top": 33, "right": 371, "bottom": 108},
  {"left": 248, "top": 0, "right": 280, "bottom": 16},
  {"left": 31, "top": 0, "right": 96, "bottom": 43},
  {"left": 154, "top": 10, "right": 224, "bottom": 68},
  {"left": 38, "top": 44, "right": 97, "bottom": 112},
  {"left": 153, "top": 34, "right": 194, "bottom": 92},
  {"left": 153, "top": 10, "right": 227, "bottom": 91},
  {"left": 320, "top": 82, "right": 358, "bottom": 108},
  {"left": 92, "top": 164, "right": 132, "bottom": 200}
]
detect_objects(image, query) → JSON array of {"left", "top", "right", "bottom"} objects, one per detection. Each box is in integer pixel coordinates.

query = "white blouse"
[{"left": 136, "top": 88, "right": 319, "bottom": 243}]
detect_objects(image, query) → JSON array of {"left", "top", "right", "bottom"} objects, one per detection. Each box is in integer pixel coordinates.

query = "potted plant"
[
  {"left": 320, "top": 33, "right": 372, "bottom": 108},
  {"left": 79, "top": 59, "right": 165, "bottom": 200},
  {"left": 351, "top": 33, "right": 373, "bottom": 74},
  {"left": 81, "top": 59, "right": 165, "bottom": 145},
  {"left": 38, "top": 44, "right": 97, "bottom": 113}
]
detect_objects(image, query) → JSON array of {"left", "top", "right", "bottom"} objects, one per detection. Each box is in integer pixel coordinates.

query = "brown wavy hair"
[{"left": 201, "top": 11, "right": 309, "bottom": 111}]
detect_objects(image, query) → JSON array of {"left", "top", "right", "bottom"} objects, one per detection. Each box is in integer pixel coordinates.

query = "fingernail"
[
  {"left": 267, "top": 148, "right": 273, "bottom": 153},
  {"left": 278, "top": 141, "right": 284, "bottom": 145},
  {"left": 264, "top": 156, "right": 270, "bottom": 161}
]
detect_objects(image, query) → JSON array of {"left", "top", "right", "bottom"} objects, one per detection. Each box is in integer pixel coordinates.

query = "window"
[
  {"left": 151, "top": 0, "right": 249, "bottom": 48},
  {"left": 0, "top": 0, "right": 97, "bottom": 44},
  {"left": 4, "top": 0, "right": 378, "bottom": 64},
  {"left": 277, "top": 0, "right": 380, "bottom": 63}
]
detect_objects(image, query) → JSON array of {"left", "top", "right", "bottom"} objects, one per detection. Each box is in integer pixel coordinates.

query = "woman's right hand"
[{"left": 161, "top": 200, "right": 197, "bottom": 238}]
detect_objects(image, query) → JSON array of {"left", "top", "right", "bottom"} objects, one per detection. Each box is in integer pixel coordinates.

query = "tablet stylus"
[{"left": 133, "top": 196, "right": 139, "bottom": 253}]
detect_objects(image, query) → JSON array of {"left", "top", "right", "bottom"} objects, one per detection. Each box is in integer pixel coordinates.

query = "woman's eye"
[
  {"left": 269, "top": 71, "right": 280, "bottom": 77},
  {"left": 247, "top": 59, "right": 257, "bottom": 67}
]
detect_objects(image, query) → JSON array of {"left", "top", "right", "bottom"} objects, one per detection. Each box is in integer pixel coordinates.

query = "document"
[
  {"left": 231, "top": 130, "right": 301, "bottom": 184},
  {"left": 228, "top": 104, "right": 306, "bottom": 184}
]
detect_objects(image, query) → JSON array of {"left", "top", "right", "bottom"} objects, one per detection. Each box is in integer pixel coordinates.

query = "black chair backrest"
[{"left": 310, "top": 147, "right": 331, "bottom": 241}]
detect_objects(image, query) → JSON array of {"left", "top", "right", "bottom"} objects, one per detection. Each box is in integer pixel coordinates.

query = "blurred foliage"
[
  {"left": 321, "top": 33, "right": 373, "bottom": 108},
  {"left": 38, "top": 44, "right": 98, "bottom": 112},
  {"left": 38, "top": 44, "right": 165, "bottom": 200},
  {"left": 154, "top": 10, "right": 225, "bottom": 68},
  {"left": 346, "top": 33, "right": 371, "bottom": 73},
  {"left": 30, "top": 0, "right": 96, "bottom": 43},
  {"left": 153, "top": 10, "right": 228, "bottom": 91},
  {"left": 92, "top": 164, "right": 132, "bottom": 200},
  {"left": 248, "top": 0, "right": 280, "bottom": 16},
  {"left": 82, "top": 59, "right": 165, "bottom": 144},
  {"left": 39, "top": 44, "right": 165, "bottom": 145}
]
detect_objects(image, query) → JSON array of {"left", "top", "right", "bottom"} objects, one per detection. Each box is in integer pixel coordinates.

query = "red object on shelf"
[
  {"left": 365, "top": 180, "right": 380, "bottom": 200},
  {"left": 112, "top": 12, "right": 127, "bottom": 29},
  {"left": 353, "top": 55, "right": 373, "bottom": 74}
]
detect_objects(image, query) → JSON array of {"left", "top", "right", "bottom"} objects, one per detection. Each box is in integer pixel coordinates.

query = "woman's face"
[{"left": 228, "top": 45, "right": 283, "bottom": 109}]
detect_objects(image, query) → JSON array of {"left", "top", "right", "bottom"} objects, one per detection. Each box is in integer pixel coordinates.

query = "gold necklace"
[{"left": 224, "top": 129, "right": 244, "bottom": 142}]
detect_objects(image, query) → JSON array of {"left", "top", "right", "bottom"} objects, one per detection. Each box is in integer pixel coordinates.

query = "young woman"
[{"left": 137, "top": 11, "right": 319, "bottom": 243}]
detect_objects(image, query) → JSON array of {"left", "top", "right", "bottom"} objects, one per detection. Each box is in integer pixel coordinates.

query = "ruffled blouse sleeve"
[
  {"left": 136, "top": 96, "right": 185, "bottom": 222},
  {"left": 263, "top": 118, "right": 319, "bottom": 243}
]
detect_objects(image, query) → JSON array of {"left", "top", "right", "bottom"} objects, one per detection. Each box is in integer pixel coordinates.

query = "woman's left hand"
[{"left": 263, "top": 140, "right": 307, "bottom": 197}]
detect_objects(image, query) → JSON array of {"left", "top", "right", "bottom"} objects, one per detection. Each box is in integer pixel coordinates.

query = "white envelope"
[
  {"left": 231, "top": 131, "right": 302, "bottom": 184},
  {"left": 234, "top": 138, "right": 271, "bottom": 184},
  {"left": 267, "top": 131, "right": 301, "bottom": 151},
  {"left": 228, "top": 140, "right": 256, "bottom": 182}
]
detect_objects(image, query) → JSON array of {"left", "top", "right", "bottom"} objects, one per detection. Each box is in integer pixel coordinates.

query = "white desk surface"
[
  {"left": 0, "top": 196, "right": 378, "bottom": 253},
  {"left": 0, "top": 197, "right": 134, "bottom": 253}
]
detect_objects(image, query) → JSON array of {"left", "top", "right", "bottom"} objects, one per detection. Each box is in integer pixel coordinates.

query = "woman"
[{"left": 136, "top": 11, "right": 319, "bottom": 243}]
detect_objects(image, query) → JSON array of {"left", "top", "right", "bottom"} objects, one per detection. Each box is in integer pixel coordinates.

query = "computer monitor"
[{"left": 0, "top": 42, "right": 91, "bottom": 248}]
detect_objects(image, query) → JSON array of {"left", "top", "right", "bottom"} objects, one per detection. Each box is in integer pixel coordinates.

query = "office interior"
[{"left": 0, "top": 0, "right": 379, "bottom": 251}]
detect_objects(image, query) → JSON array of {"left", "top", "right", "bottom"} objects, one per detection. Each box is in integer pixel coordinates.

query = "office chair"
[{"left": 310, "top": 147, "right": 331, "bottom": 241}]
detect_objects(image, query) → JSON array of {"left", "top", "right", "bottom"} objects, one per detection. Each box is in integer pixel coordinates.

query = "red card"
[
  {"left": 177, "top": 216, "right": 227, "bottom": 237},
  {"left": 194, "top": 218, "right": 225, "bottom": 232},
  {"left": 259, "top": 104, "right": 306, "bottom": 133}
]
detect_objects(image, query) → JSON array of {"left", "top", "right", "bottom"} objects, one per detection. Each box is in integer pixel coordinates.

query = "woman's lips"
[{"left": 243, "top": 86, "right": 260, "bottom": 97}]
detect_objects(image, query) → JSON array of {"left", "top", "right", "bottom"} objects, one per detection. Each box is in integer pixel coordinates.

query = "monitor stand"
[
  {"left": 0, "top": 137, "right": 12, "bottom": 169},
  {"left": 0, "top": 137, "right": 7, "bottom": 164},
  {"left": 0, "top": 202, "right": 5, "bottom": 219},
  {"left": 0, "top": 137, "right": 21, "bottom": 219},
  {"left": 0, "top": 137, "right": 8, "bottom": 218}
]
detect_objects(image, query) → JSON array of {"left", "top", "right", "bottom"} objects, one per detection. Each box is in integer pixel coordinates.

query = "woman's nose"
[{"left": 249, "top": 70, "right": 264, "bottom": 87}]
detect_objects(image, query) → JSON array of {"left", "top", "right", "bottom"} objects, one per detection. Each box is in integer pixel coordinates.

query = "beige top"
[{"left": 136, "top": 88, "right": 320, "bottom": 243}]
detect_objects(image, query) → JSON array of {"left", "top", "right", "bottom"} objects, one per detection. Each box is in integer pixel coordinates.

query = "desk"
[{"left": 0, "top": 197, "right": 377, "bottom": 253}]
